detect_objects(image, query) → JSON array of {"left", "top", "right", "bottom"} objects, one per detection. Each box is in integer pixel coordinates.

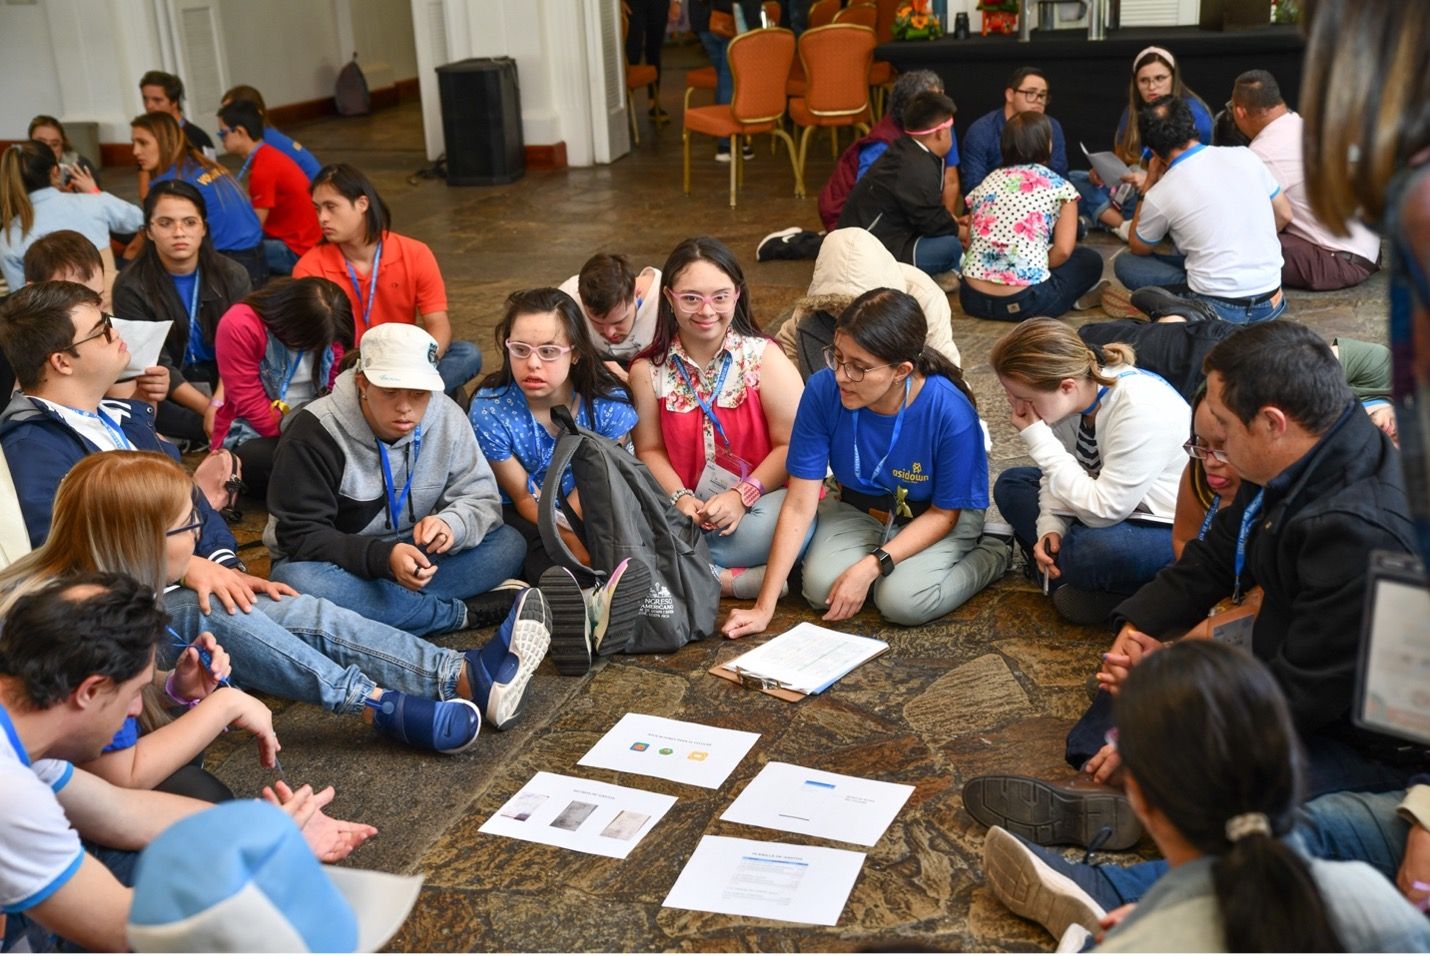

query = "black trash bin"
[{"left": 437, "top": 57, "right": 524, "bottom": 186}]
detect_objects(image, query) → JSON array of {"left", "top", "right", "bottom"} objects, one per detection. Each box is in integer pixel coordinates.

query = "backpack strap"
[{"left": 536, "top": 406, "right": 598, "bottom": 578}]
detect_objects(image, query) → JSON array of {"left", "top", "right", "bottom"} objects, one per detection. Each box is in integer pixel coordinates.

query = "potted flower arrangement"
[
  {"left": 979, "top": 0, "right": 1020, "bottom": 34},
  {"left": 893, "top": 0, "right": 944, "bottom": 40}
]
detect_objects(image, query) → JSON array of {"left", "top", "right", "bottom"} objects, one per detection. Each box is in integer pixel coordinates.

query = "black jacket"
[
  {"left": 837, "top": 136, "right": 956, "bottom": 264},
  {"left": 1115, "top": 404, "right": 1417, "bottom": 749}
]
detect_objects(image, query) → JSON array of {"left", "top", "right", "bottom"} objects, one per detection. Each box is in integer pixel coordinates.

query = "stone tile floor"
[{"left": 163, "top": 50, "right": 1386, "bottom": 951}]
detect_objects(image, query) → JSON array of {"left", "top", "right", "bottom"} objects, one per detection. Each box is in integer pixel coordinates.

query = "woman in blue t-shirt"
[
  {"left": 724, "top": 288, "right": 1011, "bottom": 635},
  {"left": 470, "top": 287, "right": 638, "bottom": 581},
  {"left": 1071, "top": 46, "right": 1214, "bottom": 240},
  {"left": 131, "top": 110, "right": 266, "bottom": 286}
]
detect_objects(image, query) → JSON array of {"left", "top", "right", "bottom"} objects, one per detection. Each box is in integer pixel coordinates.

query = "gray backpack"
[{"left": 537, "top": 406, "right": 718, "bottom": 654}]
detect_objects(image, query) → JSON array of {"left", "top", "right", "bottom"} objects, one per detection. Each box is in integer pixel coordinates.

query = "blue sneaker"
[
  {"left": 465, "top": 588, "right": 552, "bottom": 730},
  {"left": 367, "top": 691, "right": 481, "bottom": 754}
]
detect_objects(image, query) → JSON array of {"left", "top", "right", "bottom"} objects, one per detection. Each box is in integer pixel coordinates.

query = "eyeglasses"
[
  {"left": 59, "top": 313, "right": 115, "bottom": 356},
  {"left": 1183, "top": 440, "right": 1231, "bottom": 464},
  {"left": 166, "top": 507, "right": 203, "bottom": 538},
  {"left": 823, "top": 345, "right": 893, "bottom": 383},
  {"left": 215, "top": 127, "right": 232, "bottom": 139},
  {"left": 1137, "top": 73, "right": 1172, "bottom": 88},
  {"left": 505, "top": 340, "right": 575, "bottom": 362},
  {"left": 668, "top": 289, "right": 739, "bottom": 315},
  {"left": 1015, "top": 87, "right": 1050, "bottom": 103}
]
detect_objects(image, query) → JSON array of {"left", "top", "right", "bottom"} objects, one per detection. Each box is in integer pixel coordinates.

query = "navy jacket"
[
  {"left": 0, "top": 393, "right": 239, "bottom": 564},
  {"left": 960, "top": 107, "right": 1069, "bottom": 197}
]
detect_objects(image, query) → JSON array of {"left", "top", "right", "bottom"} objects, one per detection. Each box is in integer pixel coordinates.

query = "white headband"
[{"left": 1134, "top": 46, "right": 1176, "bottom": 72}]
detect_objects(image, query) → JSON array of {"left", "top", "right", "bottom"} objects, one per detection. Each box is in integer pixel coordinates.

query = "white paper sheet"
[
  {"left": 478, "top": 771, "right": 675, "bottom": 859},
  {"left": 719, "top": 762, "right": 914, "bottom": 847},
  {"left": 662, "top": 835, "right": 865, "bottom": 926},
  {"left": 111, "top": 317, "right": 172, "bottom": 379},
  {"left": 721, "top": 622, "right": 887, "bottom": 695},
  {"left": 1080, "top": 141, "right": 1134, "bottom": 188},
  {"left": 578, "top": 713, "right": 759, "bottom": 789}
]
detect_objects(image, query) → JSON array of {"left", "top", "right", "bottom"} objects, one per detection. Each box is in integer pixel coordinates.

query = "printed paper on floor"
[
  {"left": 479, "top": 771, "right": 675, "bottom": 859},
  {"left": 662, "top": 835, "right": 865, "bottom": 925},
  {"left": 578, "top": 713, "right": 759, "bottom": 789},
  {"left": 719, "top": 762, "right": 914, "bottom": 846}
]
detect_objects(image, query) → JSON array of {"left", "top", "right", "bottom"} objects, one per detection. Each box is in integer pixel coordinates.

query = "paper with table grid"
[{"left": 722, "top": 622, "right": 888, "bottom": 695}]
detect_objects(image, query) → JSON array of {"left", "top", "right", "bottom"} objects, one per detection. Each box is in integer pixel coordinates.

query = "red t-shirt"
[
  {"left": 293, "top": 232, "right": 447, "bottom": 344},
  {"left": 248, "top": 144, "right": 321, "bottom": 255}
]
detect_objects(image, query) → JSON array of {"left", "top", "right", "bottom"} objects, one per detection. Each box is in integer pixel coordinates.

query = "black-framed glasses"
[
  {"left": 823, "top": 345, "right": 893, "bottom": 383},
  {"left": 1015, "top": 87, "right": 1050, "bottom": 103},
  {"left": 215, "top": 126, "right": 232, "bottom": 139},
  {"left": 1183, "top": 440, "right": 1231, "bottom": 464},
  {"left": 59, "top": 313, "right": 115, "bottom": 356},
  {"left": 166, "top": 506, "right": 203, "bottom": 538}
]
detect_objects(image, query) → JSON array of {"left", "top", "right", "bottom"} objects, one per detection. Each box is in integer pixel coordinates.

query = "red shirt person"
[{"left": 217, "top": 101, "right": 320, "bottom": 276}]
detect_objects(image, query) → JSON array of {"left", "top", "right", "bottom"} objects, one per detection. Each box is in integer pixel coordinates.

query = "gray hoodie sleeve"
[{"left": 434, "top": 405, "right": 505, "bottom": 552}]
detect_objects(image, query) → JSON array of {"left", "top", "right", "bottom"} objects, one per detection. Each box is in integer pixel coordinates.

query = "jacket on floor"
[
  {"left": 837, "top": 135, "right": 958, "bottom": 264},
  {"left": 819, "top": 114, "right": 901, "bottom": 232},
  {"left": 264, "top": 369, "right": 504, "bottom": 581},
  {"left": 1114, "top": 404, "right": 1418, "bottom": 749},
  {"left": 0, "top": 393, "right": 240, "bottom": 563}
]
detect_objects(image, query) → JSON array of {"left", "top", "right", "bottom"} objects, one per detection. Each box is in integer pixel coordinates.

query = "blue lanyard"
[
  {"left": 236, "top": 143, "right": 262, "bottom": 182},
  {"left": 344, "top": 241, "right": 383, "bottom": 331},
  {"left": 166, "top": 627, "right": 231, "bottom": 688},
  {"left": 1079, "top": 385, "right": 1110, "bottom": 417},
  {"left": 851, "top": 376, "right": 911, "bottom": 491},
  {"left": 1197, "top": 494, "right": 1221, "bottom": 541},
  {"left": 674, "top": 353, "right": 733, "bottom": 447},
  {"left": 376, "top": 426, "right": 422, "bottom": 528},
  {"left": 1233, "top": 489, "right": 1264, "bottom": 603},
  {"left": 63, "top": 404, "right": 134, "bottom": 450},
  {"left": 182, "top": 269, "right": 204, "bottom": 367}
]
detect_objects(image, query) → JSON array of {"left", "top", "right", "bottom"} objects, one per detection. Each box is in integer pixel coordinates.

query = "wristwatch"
[{"left": 872, "top": 547, "right": 895, "bottom": 577}]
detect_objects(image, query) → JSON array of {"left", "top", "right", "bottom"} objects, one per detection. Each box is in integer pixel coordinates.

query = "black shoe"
[
  {"left": 1051, "top": 585, "right": 1125, "bottom": 627},
  {"left": 963, "top": 775, "right": 1143, "bottom": 850},
  {"left": 539, "top": 566, "right": 593, "bottom": 676},
  {"left": 1130, "top": 286, "right": 1221, "bottom": 324},
  {"left": 462, "top": 579, "right": 525, "bottom": 629},
  {"left": 756, "top": 228, "right": 824, "bottom": 262},
  {"left": 649, "top": 104, "right": 670, "bottom": 121}
]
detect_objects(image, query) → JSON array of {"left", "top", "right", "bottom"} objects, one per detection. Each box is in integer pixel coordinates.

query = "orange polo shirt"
[{"left": 293, "top": 231, "right": 447, "bottom": 343}]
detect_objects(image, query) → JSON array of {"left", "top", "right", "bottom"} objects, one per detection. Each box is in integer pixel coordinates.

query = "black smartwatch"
[{"left": 872, "top": 547, "right": 895, "bottom": 577}]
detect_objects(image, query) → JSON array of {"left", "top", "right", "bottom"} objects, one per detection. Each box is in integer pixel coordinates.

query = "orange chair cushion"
[
  {"left": 685, "top": 105, "right": 776, "bottom": 138},
  {"left": 628, "top": 64, "right": 658, "bottom": 89},
  {"left": 686, "top": 66, "right": 717, "bottom": 90},
  {"left": 789, "top": 98, "right": 872, "bottom": 127},
  {"left": 870, "top": 61, "right": 892, "bottom": 85}
]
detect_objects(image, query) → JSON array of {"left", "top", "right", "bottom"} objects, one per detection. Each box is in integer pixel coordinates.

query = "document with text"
[
  {"left": 720, "top": 762, "right": 914, "bottom": 846},
  {"left": 578, "top": 713, "right": 759, "bottom": 789},
  {"left": 721, "top": 622, "right": 888, "bottom": 695},
  {"left": 479, "top": 771, "right": 675, "bottom": 859},
  {"left": 662, "top": 835, "right": 865, "bottom": 925}
]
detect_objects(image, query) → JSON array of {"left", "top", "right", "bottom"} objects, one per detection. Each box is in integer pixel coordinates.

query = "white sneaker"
[
  {"left": 1056, "top": 923, "right": 1095, "bottom": 953},
  {"left": 983, "top": 826, "right": 1106, "bottom": 942},
  {"left": 1113, "top": 220, "right": 1132, "bottom": 243}
]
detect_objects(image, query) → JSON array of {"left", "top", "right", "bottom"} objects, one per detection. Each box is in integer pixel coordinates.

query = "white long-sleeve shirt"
[{"left": 1018, "top": 365, "right": 1189, "bottom": 542}]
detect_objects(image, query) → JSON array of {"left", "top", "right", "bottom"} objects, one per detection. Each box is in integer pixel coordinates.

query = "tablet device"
[{"left": 1354, "top": 550, "right": 1430, "bottom": 747}]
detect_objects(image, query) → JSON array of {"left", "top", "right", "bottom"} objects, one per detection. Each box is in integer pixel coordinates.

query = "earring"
[{"left": 359, "top": 391, "right": 366, "bottom": 402}]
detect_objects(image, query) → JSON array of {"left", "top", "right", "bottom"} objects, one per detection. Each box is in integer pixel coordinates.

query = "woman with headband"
[{"left": 1071, "top": 46, "right": 1213, "bottom": 242}]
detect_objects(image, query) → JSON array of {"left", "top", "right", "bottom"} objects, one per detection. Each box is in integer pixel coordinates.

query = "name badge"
[{"left": 694, "top": 447, "right": 751, "bottom": 500}]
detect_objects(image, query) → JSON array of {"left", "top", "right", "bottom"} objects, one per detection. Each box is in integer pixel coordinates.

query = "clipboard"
[
  {"left": 708, "top": 660, "right": 811, "bottom": 702},
  {"left": 707, "top": 624, "right": 891, "bottom": 702}
]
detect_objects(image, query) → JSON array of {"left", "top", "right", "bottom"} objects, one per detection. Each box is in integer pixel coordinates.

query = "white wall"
[{"left": 0, "top": 0, "right": 418, "bottom": 143}]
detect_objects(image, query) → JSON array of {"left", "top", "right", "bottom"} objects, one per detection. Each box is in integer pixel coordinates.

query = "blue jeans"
[
  {"left": 1070, "top": 169, "right": 1137, "bottom": 224},
  {"left": 1113, "top": 251, "right": 1286, "bottom": 324},
  {"left": 912, "top": 234, "right": 964, "bottom": 275},
  {"left": 262, "top": 238, "right": 300, "bottom": 277},
  {"left": 993, "top": 466, "right": 1173, "bottom": 594},
  {"left": 270, "top": 525, "right": 527, "bottom": 637},
  {"left": 959, "top": 247, "right": 1104, "bottom": 321},
  {"left": 437, "top": 339, "right": 483, "bottom": 397},
  {"left": 697, "top": 31, "right": 733, "bottom": 149},
  {"left": 705, "top": 488, "right": 811, "bottom": 570},
  {"left": 162, "top": 590, "right": 467, "bottom": 715}
]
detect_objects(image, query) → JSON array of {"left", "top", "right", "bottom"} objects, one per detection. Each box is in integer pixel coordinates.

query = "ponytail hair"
[
  {"left": 836, "top": 288, "right": 976, "bottom": 409},
  {"left": 989, "top": 317, "right": 1135, "bottom": 392},
  {"left": 1115, "top": 641, "right": 1347, "bottom": 953},
  {"left": 1, "top": 141, "right": 58, "bottom": 242}
]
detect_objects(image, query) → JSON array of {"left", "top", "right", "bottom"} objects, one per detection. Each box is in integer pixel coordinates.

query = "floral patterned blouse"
[{"left": 961, "top": 163, "right": 1079, "bottom": 286}]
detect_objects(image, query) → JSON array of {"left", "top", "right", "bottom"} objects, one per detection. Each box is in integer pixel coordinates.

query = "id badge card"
[
  {"left": 1203, "top": 586, "right": 1262, "bottom": 650},
  {"left": 694, "top": 447, "right": 751, "bottom": 500}
]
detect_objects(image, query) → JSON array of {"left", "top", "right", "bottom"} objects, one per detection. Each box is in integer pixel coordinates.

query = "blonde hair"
[
  {"left": 0, "top": 141, "right": 56, "bottom": 243},
  {"left": 989, "top": 317, "right": 1136, "bottom": 391},
  {"left": 130, "top": 111, "right": 228, "bottom": 180}
]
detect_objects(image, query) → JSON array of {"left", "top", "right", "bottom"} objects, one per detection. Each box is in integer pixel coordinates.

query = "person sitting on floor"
[
  {"left": 556, "top": 252, "right": 661, "bottom": 381},
  {"left": 990, "top": 318, "right": 1188, "bottom": 627},
  {"left": 774, "top": 226, "right": 962, "bottom": 380},
  {"left": 724, "top": 288, "right": 1010, "bottom": 636},
  {"left": 28, "top": 115, "right": 102, "bottom": 194},
  {"left": 266, "top": 322, "right": 531, "bottom": 638},
  {"left": 837, "top": 91, "right": 965, "bottom": 289},
  {"left": 112, "top": 180, "right": 253, "bottom": 449},
  {"left": 1113, "top": 95, "right": 1293, "bottom": 325},
  {"left": 959, "top": 66, "right": 1069, "bottom": 199},
  {"left": 216, "top": 100, "right": 321, "bottom": 278},
  {"left": 468, "top": 287, "right": 652, "bottom": 676},
  {"left": 220, "top": 84, "right": 322, "bottom": 180},
  {"left": 0, "top": 572, "right": 373, "bottom": 954},
  {"left": 979, "top": 641, "right": 1430, "bottom": 952},
  {"left": 959, "top": 111, "right": 1106, "bottom": 321},
  {"left": 210, "top": 276, "right": 351, "bottom": 499},
  {"left": 294, "top": 163, "right": 482, "bottom": 401},
  {"left": 1231, "top": 69, "right": 1382, "bottom": 291}
]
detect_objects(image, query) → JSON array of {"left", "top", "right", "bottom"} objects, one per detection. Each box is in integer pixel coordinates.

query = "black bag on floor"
[{"left": 536, "top": 405, "right": 718, "bottom": 654}]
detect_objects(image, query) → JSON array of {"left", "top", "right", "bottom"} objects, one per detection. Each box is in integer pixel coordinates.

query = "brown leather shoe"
[{"left": 962, "top": 773, "right": 1143, "bottom": 850}]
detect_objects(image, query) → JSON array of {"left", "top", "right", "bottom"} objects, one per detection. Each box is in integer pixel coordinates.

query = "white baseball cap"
[
  {"left": 356, "top": 324, "right": 445, "bottom": 392},
  {"left": 126, "top": 801, "right": 422, "bottom": 953}
]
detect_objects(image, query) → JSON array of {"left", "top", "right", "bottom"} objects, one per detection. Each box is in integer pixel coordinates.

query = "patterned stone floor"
[{"left": 161, "top": 47, "right": 1387, "bottom": 951}]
